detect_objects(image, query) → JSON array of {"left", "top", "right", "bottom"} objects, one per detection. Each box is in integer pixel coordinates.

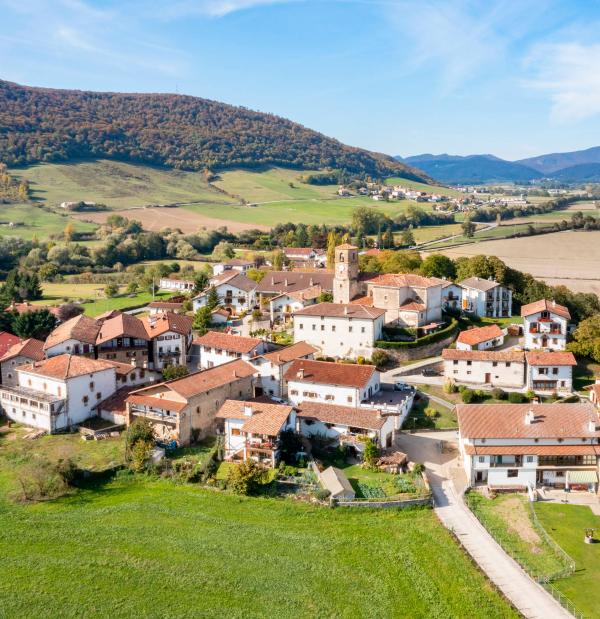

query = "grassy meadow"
[
  {"left": 384, "top": 176, "right": 463, "bottom": 198},
  {"left": 0, "top": 427, "right": 517, "bottom": 619}
]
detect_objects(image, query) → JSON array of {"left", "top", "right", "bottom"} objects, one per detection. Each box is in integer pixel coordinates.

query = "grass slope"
[
  {"left": 535, "top": 503, "right": 600, "bottom": 618},
  {"left": 0, "top": 477, "right": 516, "bottom": 618},
  {"left": 384, "top": 177, "right": 463, "bottom": 198},
  {"left": 12, "top": 160, "right": 230, "bottom": 209}
]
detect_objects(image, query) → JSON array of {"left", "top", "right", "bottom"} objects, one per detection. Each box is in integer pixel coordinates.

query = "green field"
[
  {"left": 11, "top": 160, "right": 230, "bottom": 209},
  {"left": 535, "top": 503, "right": 600, "bottom": 618},
  {"left": 0, "top": 426, "right": 516, "bottom": 618},
  {"left": 0, "top": 202, "right": 97, "bottom": 240},
  {"left": 384, "top": 177, "right": 463, "bottom": 198},
  {"left": 411, "top": 223, "right": 468, "bottom": 244}
]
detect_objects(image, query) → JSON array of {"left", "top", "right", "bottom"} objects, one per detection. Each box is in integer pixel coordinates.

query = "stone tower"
[{"left": 333, "top": 243, "right": 360, "bottom": 303}]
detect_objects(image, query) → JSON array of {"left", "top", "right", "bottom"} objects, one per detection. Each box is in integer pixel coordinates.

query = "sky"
[{"left": 1, "top": 0, "right": 600, "bottom": 160}]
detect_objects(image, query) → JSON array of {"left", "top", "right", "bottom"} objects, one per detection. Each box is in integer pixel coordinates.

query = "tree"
[
  {"left": 272, "top": 250, "right": 285, "bottom": 271},
  {"left": 193, "top": 306, "right": 212, "bottom": 335},
  {"left": 295, "top": 224, "right": 309, "bottom": 247},
  {"left": 104, "top": 283, "right": 119, "bottom": 298},
  {"left": 206, "top": 286, "right": 219, "bottom": 311},
  {"left": 568, "top": 315, "right": 600, "bottom": 362},
  {"left": 126, "top": 418, "right": 155, "bottom": 470},
  {"left": 162, "top": 365, "right": 190, "bottom": 381},
  {"left": 382, "top": 225, "right": 394, "bottom": 249},
  {"left": 193, "top": 271, "right": 209, "bottom": 294},
  {"left": 126, "top": 281, "right": 139, "bottom": 294},
  {"left": 326, "top": 230, "right": 336, "bottom": 269},
  {"left": 212, "top": 240, "right": 235, "bottom": 261},
  {"left": 318, "top": 291, "right": 333, "bottom": 303},
  {"left": 12, "top": 309, "right": 57, "bottom": 339},
  {"left": 56, "top": 303, "right": 84, "bottom": 323},
  {"left": 400, "top": 229, "right": 415, "bottom": 247},
  {"left": 63, "top": 223, "right": 75, "bottom": 242},
  {"left": 226, "top": 459, "right": 266, "bottom": 495},
  {"left": 421, "top": 254, "right": 456, "bottom": 279},
  {"left": 461, "top": 218, "right": 476, "bottom": 238},
  {"left": 246, "top": 268, "right": 266, "bottom": 283},
  {"left": 362, "top": 439, "right": 378, "bottom": 469}
]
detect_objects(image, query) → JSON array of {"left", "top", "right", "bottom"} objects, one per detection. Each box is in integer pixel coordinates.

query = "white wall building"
[
  {"left": 525, "top": 351, "right": 577, "bottom": 393},
  {"left": 442, "top": 349, "right": 526, "bottom": 389},
  {"left": 521, "top": 299, "right": 571, "bottom": 351},
  {"left": 193, "top": 272, "right": 257, "bottom": 316},
  {"left": 456, "top": 324, "right": 505, "bottom": 351},
  {"left": 0, "top": 355, "right": 118, "bottom": 432},
  {"left": 158, "top": 278, "right": 195, "bottom": 293},
  {"left": 284, "top": 359, "right": 380, "bottom": 407},
  {"left": 43, "top": 314, "right": 100, "bottom": 358},
  {"left": 193, "top": 331, "right": 269, "bottom": 370},
  {"left": 141, "top": 312, "right": 193, "bottom": 371},
  {"left": 0, "top": 338, "right": 44, "bottom": 386},
  {"left": 293, "top": 302, "right": 385, "bottom": 360},
  {"left": 460, "top": 277, "right": 512, "bottom": 318},
  {"left": 458, "top": 402, "right": 600, "bottom": 491}
]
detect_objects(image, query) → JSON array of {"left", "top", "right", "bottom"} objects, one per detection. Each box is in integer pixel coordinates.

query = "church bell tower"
[{"left": 333, "top": 243, "right": 359, "bottom": 303}]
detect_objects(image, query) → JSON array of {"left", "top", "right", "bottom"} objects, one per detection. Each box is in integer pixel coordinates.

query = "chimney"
[
  {"left": 344, "top": 306, "right": 348, "bottom": 315},
  {"left": 309, "top": 277, "right": 314, "bottom": 286},
  {"left": 233, "top": 370, "right": 238, "bottom": 378},
  {"left": 588, "top": 419, "right": 598, "bottom": 433},
  {"left": 284, "top": 278, "right": 288, "bottom": 287},
  {"left": 525, "top": 409, "right": 535, "bottom": 425},
  {"left": 243, "top": 404, "right": 253, "bottom": 417}
]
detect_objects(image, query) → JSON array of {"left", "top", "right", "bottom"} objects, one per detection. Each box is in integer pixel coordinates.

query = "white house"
[
  {"left": 442, "top": 349, "right": 526, "bottom": 388},
  {"left": 297, "top": 401, "right": 399, "bottom": 450},
  {"left": 525, "top": 351, "right": 577, "bottom": 393},
  {"left": 456, "top": 324, "right": 505, "bottom": 351},
  {"left": 441, "top": 281, "right": 463, "bottom": 312},
  {"left": 292, "top": 302, "right": 385, "bottom": 360},
  {"left": 193, "top": 331, "right": 269, "bottom": 370},
  {"left": 0, "top": 355, "right": 118, "bottom": 432},
  {"left": 215, "top": 399, "right": 296, "bottom": 467},
  {"left": 193, "top": 272, "right": 257, "bottom": 316},
  {"left": 212, "top": 258, "right": 254, "bottom": 277},
  {"left": 284, "top": 359, "right": 380, "bottom": 407},
  {"left": 141, "top": 312, "right": 193, "bottom": 371},
  {"left": 0, "top": 338, "right": 45, "bottom": 386},
  {"left": 43, "top": 314, "right": 100, "bottom": 357},
  {"left": 282, "top": 247, "right": 326, "bottom": 268},
  {"left": 148, "top": 301, "right": 185, "bottom": 315},
  {"left": 158, "top": 277, "right": 195, "bottom": 293},
  {"left": 269, "top": 286, "right": 323, "bottom": 323},
  {"left": 460, "top": 277, "right": 512, "bottom": 318},
  {"left": 458, "top": 402, "right": 600, "bottom": 491},
  {"left": 251, "top": 341, "right": 318, "bottom": 399},
  {"left": 521, "top": 299, "right": 571, "bottom": 351}
]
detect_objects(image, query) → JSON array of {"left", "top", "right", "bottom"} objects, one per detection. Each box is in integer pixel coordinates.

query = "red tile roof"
[
  {"left": 367, "top": 273, "right": 444, "bottom": 289},
  {"left": 520, "top": 299, "right": 571, "bottom": 320},
  {"left": 293, "top": 302, "right": 385, "bottom": 320},
  {"left": 96, "top": 386, "right": 137, "bottom": 413},
  {"left": 457, "top": 324, "right": 504, "bottom": 347},
  {"left": 457, "top": 403, "right": 600, "bottom": 439},
  {"left": 96, "top": 313, "right": 148, "bottom": 344},
  {"left": 193, "top": 331, "right": 264, "bottom": 354},
  {"left": 0, "top": 332, "right": 20, "bottom": 358},
  {"left": 19, "top": 354, "right": 117, "bottom": 380},
  {"left": 256, "top": 271, "right": 333, "bottom": 294},
  {"left": 350, "top": 295, "right": 374, "bottom": 307},
  {"left": 215, "top": 399, "right": 294, "bottom": 436},
  {"left": 260, "top": 341, "right": 318, "bottom": 366},
  {"left": 148, "top": 301, "right": 184, "bottom": 310},
  {"left": 44, "top": 314, "right": 100, "bottom": 350},
  {"left": 127, "top": 393, "right": 187, "bottom": 413},
  {"left": 297, "top": 401, "right": 385, "bottom": 430},
  {"left": 7, "top": 302, "right": 61, "bottom": 317},
  {"left": 525, "top": 351, "right": 577, "bottom": 366},
  {"left": 442, "top": 349, "right": 525, "bottom": 363},
  {"left": 335, "top": 243, "right": 358, "bottom": 250},
  {"left": 398, "top": 300, "right": 426, "bottom": 312},
  {"left": 142, "top": 312, "right": 193, "bottom": 338},
  {"left": 284, "top": 359, "right": 377, "bottom": 389},
  {"left": 0, "top": 338, "right": 45, "bottom": 363}
]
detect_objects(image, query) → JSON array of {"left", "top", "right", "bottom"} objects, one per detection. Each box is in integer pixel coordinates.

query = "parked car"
[{"left": 394, "top": 382, "right": 414, "bottom": 392}]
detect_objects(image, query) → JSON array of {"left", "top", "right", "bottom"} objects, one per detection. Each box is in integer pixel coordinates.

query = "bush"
[
  {"left": 412, "top": 463, "right": 425, "bottom": 475},
  {"left": 461, "top": 388, "right": 476, "bottom": 403},
  {"left": 15, "top": 456, "right": 76, "bottom": 502},
  {"left": 561, "top": 394, "right": 581, "bottom": 403},
  {"left": 491, "top": 387, "right": 506, "bottom": 400},
  {"left": 375, "top": 318, "right": 459, "bottom": 349},
  {"left": 525, "top": 389, "right": 536, "bottom": 401},
  {"left": 162, "top": 365, "right": 189, "bottom": 381},
  {"left": 314, "top": 488, "right": 331, "bottom": 501},
  {"left": 443, "top": 381, "right": 458, "bottom": 394},
  {"left": 371, "top": 350, "right": 389, "bottom": 367},
  {"left": 226, "top": 460, "right": 267, "bottom": 495},
  {"left": 424, "top": 406, "right": 439, "bottom": 419},
  {"left": 507, "top": 391, "right": 527, "bottom": 403}
]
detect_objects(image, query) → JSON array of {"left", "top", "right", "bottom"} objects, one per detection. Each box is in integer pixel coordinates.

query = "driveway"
[{"left": 396, "top": 431, "right": 571, "bottom": 619}]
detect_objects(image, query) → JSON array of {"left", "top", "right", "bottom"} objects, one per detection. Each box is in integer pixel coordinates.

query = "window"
[
  {"left": 539, "top": 367, "right": 548, "bottom": 375},
  {"left": 478, "top": 456, "right": 485, "bottom": 463},
  {"left": 466, "top": 361, "right": 472, "bottom": 366},
  {"left": 349, "top": 326, "right": 353, "bottom": 333},
  {"left": 453, "top": 360, "right": 458, "bottom": 366},
  {"left": 231, "top": 428, "right": 241, "bottom": 436},
  {"left": 89, "top": 381, "right": 95, "bottom": 390},
  {"left": 321, "top": 325, "right": 325, "bottom": 331},
  {"left": 526, "top": 456, "right": 534, "bottom": 463},
  {"left": 507, "top": 470, "right": 518, "bottom": 478},
  {"left": 466, "top": 370, "right": 471, "bottom": 375},
  {"left": 492, "top": 362, "right": 498, "bottom": 367},
  {"left": 312, "top": 325, "right": 316, "bottom": 331},
  {"left": 325, "top": 394, "right": 334, "bottom": 401},
  {"left": 96, "top": 392, "right": 102, "bottom": 400},
  {"left": 552, "top": 367, "right": 559, "bottom": 375},
  {"left": 291, "top": 390, "right": 298, "bottom": 395},
  {"left": 347, "top": 396, "right": 353, "bottom": 403},
  {"left": 361, "top": 327, "right": 365, "bottom": 333},
  {"left": 505, "top": 362, "right": 511, "bottom": 368},
  {"left": 299, "top": 323, "right": 304, "bottom": 330},
  {"left": 82, "top": 396, "right": 89, "bottom": 405}
]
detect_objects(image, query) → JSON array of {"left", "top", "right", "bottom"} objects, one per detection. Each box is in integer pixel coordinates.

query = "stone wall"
[{"left": 375, "top": 331, "right": 456, "bottom": 363}]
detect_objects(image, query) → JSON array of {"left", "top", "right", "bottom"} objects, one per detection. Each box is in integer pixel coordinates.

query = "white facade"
[
  {"left": 523, "top": 311, "right": 569, "bottom": 351},
  {"left": 293, "top": 313, "right": 384, "bottom": 360},
  {"left": 192, "top": 281, "right": 256, "bottom": 315},
  {"left": 287, "top": 373, "right": 380, "bottom": 407},
  {"left": 441, "top": 283, "right": 463, "bottom": 312},
  {"left": 158, "top": 278, "right": 194, "bottom": 292},
  {"left": 45, "top": 338, "right": 95, "bottom": 358},
  {"left": 526, "top": 364, "right": 573, "bottom": 393},
  {"left": 150, "top": 330, "right": 189, "bottom": 371},
  {"left": 444, "top": 358, "right": 525, "bottom": 388},
  {"left": 461, "top": 282, "right": 512, "bottom": 318},
  {"left": 0, "top": 366, "right": 117, "bottom": 432},
  {"left": 269, "top": 294, "right": 305, "bottom": 322},
  {"left": 198, "top": 341, "right": 268, "bottom": 370}
]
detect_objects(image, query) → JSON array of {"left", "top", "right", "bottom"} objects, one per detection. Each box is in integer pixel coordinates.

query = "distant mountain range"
[{"left": 397, "top": 147, "right": 600, "bottom": 184}]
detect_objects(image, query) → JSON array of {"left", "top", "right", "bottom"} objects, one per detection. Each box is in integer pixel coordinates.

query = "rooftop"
[
  {"left": 256, "top": 271, "right": 333, "bottom": 294},
  {"left": 215, "top": 399, "right": 294, "bottom": 436},
  {"left": 367, "top": 273, "right": 445, "bottom": 289},
  {"left": 96, "top": 312, "right": 148, "bottom": 344},
  {"left": 0, "top": 332, "right": 20, "bottom": 358},
  {"left": 293, "top": 302, "right": 385, "bottom": 320},
  {"left": 142, "top": 312, "right": 193, "bottom": 338},
  {"left": 0, "top": 338, "right": 44, "bottom": 363},
  {"left": 525, "top": 351, "right": 577, "bottom": 366},
  {"left": 284, "top": 359, "right": 377, "bottom": 389},
  {"left": 442, "top": 349, "right": 525, "bottom": 363},
  {"left": 260, "top": 341, "right": 318, "bottom": 366},
  {"left": 520, "top": 299, "right": 571, "bottom": 320},
  {"left": 19, "top": 354, "right": 117, "bottom": 380},
  {"left": 204, "top": 271, "right": 257, "bottom": 293},
  {"left": 456, "top": 324, "right": 504, "bottom": 347},
  {"left": 459, "top": 277, "right": 501, "bottom": 292},
  {"left": 457, "top": 402, "right": 600, "bottom": 439},
  {"left": 193, "top": 331, "right": 264, "bottom": 354},
  {"left": 297, "top": 401, "right": 386, "bottom": 430},
  {"left": 44, "top": 314, "right": 100, "bottom": 350}
]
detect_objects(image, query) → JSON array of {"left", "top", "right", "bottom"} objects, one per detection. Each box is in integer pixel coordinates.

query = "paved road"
[{"left": 396, "top": 431, "right": 571, "bottom": 619}]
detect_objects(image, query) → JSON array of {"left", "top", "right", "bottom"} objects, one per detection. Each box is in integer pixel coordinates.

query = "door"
[
  {"left": 475, "top": 471, "right": 484, "bottom": 482},
  {"left": 484, "top": 373, "right": 491, "bottom": 384}
]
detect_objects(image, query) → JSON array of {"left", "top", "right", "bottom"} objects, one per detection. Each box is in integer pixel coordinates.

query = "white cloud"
[
  {"left": 163, "top": 0, "right": 298, "bottom": 18},
  {"left": 526, "top": 42, "right": 600, "bottom": 122}
]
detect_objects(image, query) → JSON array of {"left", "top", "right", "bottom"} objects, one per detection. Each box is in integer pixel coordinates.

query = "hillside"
[
  {"left": 550, "top": 163, "right": 600, "bottom": 182},
  {"left": 518, "top": 146, "right": 600, "bottom": 174},
  {"left": 398, "top": 154, "right": 541, "bottom": 184},
  {"left": 0, "top": 79, "right": 426, "bottom": 182}
]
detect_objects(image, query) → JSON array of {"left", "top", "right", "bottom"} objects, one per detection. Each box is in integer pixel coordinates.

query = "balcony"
[{"left": 130, "top": 406, "right": 178, "bottom": 424}]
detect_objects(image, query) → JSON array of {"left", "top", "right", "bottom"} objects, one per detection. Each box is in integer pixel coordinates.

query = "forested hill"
[{"left": 0, "top": 80, "right": 427, "bottom": 181}]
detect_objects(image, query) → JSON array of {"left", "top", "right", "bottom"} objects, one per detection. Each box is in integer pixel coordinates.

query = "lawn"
[
  {"left": 11, "top": 160, "right": 229, "bottom": 209},
  {"left": 411, "top": 223, "right": 469, "bottom": 244},
  {"left": 535, "top": 503, "right": 600, "bottom": 618},
  {"left": 405, "top": 391, "right": 457, "bottom": 430},
  {"left": 466, "top": 493, "right": 569, "bottom": 580},
  {"left": 0, "top": 202, "right": 97, "bottom": 240},
  {"left": 573, "top": 358, "right": 600, "bottom": 393}
]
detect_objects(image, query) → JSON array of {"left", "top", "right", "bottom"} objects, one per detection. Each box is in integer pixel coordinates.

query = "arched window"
[{"left": 339, "top": 253, "right": 345, "bottom": 262}]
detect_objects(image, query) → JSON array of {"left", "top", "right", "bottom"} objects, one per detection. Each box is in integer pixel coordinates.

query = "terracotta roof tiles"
[
  {"left": 284, "top": 359, "right": 377, "bottom": 389},
  {"left": 457, "top": 324, "right": 504, "bottom": 347},
  {"left": 142, "top": 312, "right": 193, "bottom": 338},
  {"left": 96, "top": 313, "right": 148, "bottom": 344},
  {"left": 193, "top": 331, "right": 264, "bottom": 354},
  {"left": 520, "top": 299, "right": 571, "bottom": 320},
  {"left": 260, "top": 341, "right": 318, "bottom": 366},
  {"left": 525, "top": 351, "right": 577, "bottom": 366},
  {"left": 0, "top": 338, "right": 44, "bottom": 363},
  {"left": 19, "top": 354, "right": 117, "bottom": 380},
  {"left": 297, "top": 401, "right": 386, "bottom": 430},
  {"left": 216, "top": 399, "right": 294, "bottom": 436},
  {"left": 44, "top": 314, "right": 100, "bottom": 350}
]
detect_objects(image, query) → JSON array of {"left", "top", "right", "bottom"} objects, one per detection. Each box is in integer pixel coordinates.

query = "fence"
[
  {"left": 334, "top": 495, "right": 433, "bottom": 509},
  {"left": 464, "top": 488, "right": 584, "bottom": 618}
]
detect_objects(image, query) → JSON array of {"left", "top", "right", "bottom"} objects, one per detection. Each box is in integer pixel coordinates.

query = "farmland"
[
  {"left": 431, "top": 230, "right": 600, "bottom": 296},
  {"left": 0, "top": 428, "right": 517, "bottom": 618}
]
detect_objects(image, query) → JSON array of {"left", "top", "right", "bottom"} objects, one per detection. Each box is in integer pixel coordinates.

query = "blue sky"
[{"left": 1, "top": 0, "right": 600, "bottom": 160}]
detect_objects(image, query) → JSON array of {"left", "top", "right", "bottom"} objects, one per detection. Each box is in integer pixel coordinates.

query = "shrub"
[
  {"left": 226, "top": 460, "right": 266, "bottom": 495},
  {"left": 491, "top": 387, "right": 506, "bottom": 400},
  {"left": 314, "top": 488, "right": 331, "bottom": 501},
  {"left": 104, "top": 282, "right": 119, "bottom": 297},
  {"left": 15, "top": 456, "right": 76, "bottom": 502},
  {"left": 474, "top": 389, "right": 485, "bottom": 401},
  {"left": 525, "top": 390, "right": 536, "bottom": 401},
  {"left": 507, "top": 392, "right": 527, "bottom": 403},
  {"left": 362, "top": 438, "right": 378, "bottom": 469},
  {"left": 412, "top": 463, "right": 425, "bottom": 475},
  {"left": 375, "top": 318, "right": 459, "bottom": 349},
  {"left": 356, "top": 356, "right": 365, "bottom": 365},
  {"left": 371, "top": 350, "right": 389, "bottom": 367},
  {"left": 443, "top": 381, "right": 458, "bottom": 394},
  {"left": 162, "top": 365, "right": 189, "bottom": 381},
  {"left": 561, "top": 394, "right": 581, "bottom": 403},
  {"left": 461, "top": 388, "right": 476, "bottom": 403},
  {"left": 424, "top": 406, "right": 439, "bottom": 419}
]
